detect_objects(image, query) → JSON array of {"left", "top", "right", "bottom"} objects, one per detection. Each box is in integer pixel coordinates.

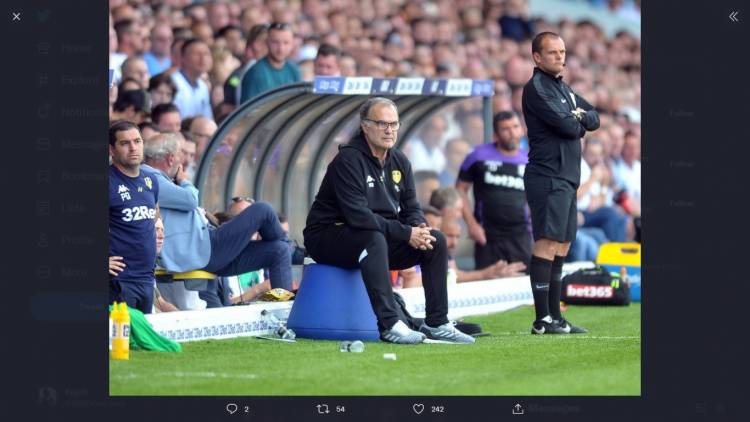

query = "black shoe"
[
  {"left": 531, "top": 319, "right": 568, "bottom": 335},
  {"left": 289, "top": 240, "right": 306, "bottom": 265},
  {"left": 554, "top": 318, "right": 588, "bottom": 334},
  {"left": 453, "top": 321, "right": 484, "bottom": 336}
]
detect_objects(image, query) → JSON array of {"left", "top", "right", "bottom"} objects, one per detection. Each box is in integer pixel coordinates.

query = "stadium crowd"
[{"left": 108, "top": 0, "right": 640, "bottom": 315}]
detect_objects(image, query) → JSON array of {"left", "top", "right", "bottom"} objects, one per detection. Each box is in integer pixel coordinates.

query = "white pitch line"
[
  {"left": 112, "top": 371, "right": 259, "bottom": 380},
  {"left": 547, "top": 336, "right": 639, "bottom": 340},
  {"left": 483, "top": 332, "right": 639, "bottom": 339}
]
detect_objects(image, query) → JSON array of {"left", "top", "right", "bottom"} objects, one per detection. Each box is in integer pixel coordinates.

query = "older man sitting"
[{"left": 142, "top": 134, "right": 293, "bottom": 305}]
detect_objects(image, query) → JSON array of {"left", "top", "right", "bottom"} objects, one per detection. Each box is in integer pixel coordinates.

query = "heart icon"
[{"left": 413, "top": 403, "right": 424, "bottom": 414}]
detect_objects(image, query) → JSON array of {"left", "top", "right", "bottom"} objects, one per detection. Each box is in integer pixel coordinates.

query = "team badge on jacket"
[
  {"left": 144, "top": 177, "right": 153, "bottom": 190},
  {"left": 392, "top": 170, "right": 401, "bottom": 184}
]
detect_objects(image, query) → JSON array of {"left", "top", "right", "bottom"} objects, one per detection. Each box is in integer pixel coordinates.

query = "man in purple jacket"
[{"left": 457, "top": 111, "right": 532, "bottom": 272}]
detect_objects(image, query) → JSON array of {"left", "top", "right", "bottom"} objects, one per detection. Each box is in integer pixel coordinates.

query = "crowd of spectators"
[
  {"left": 108, "top": 0, "right": 641, "bottom": 311},
  {"left": 110, "top": 0, "right": 640, "bottom": 126}
]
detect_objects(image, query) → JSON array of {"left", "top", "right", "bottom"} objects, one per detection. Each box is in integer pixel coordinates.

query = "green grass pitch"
[{"left": 110, "top": 303, "right": 640, "bottom": 396}]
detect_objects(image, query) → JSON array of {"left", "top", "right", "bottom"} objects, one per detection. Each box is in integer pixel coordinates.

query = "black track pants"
[{"left": 305, "top": 224, "right": 449, "bottom": 330}]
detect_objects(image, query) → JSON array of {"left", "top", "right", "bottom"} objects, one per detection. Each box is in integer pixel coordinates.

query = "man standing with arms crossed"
[{"left": 522, "top": 32, "right": 600, "bottom": 334}]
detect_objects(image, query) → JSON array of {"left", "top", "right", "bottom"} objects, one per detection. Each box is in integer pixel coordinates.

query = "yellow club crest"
[
  {"left": 144, "top": 177, "right": 153, "bottom": 190},
  {"left": 392, "top": 170, "right": 402, "bottom": 184}
]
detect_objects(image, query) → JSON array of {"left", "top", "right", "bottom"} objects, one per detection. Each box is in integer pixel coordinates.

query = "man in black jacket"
[
  {"left": 304, "top": 97, "right": 474, "bottom": 344},
  {"left": 522, "top": 32, "right": 600, "bottom": 335}
]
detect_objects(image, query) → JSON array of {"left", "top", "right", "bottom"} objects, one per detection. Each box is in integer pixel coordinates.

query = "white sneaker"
[
  {"left": 419, "top": 322, "right": 476, "bottom": 344},
  {"left": 380, "top": 320, "right": 426, "bottom": 344}
]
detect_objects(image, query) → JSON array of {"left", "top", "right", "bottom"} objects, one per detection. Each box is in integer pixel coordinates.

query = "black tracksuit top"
[
  {"left": 522, "top": 67, "right": 600, "bottom": 187},
  {"left": 304, "top": 132, "right": 426, "bottom": 242}
]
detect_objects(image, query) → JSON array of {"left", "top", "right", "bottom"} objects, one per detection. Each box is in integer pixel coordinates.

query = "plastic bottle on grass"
[
  {"left": 340, "top": 340, "right": 365, "bottom": 353},
  {"left": 111, "top": 302, "right": 130, "bottom": 360},
  {"left": 261, "top": 309, "right": 296, "bottom": 340}
]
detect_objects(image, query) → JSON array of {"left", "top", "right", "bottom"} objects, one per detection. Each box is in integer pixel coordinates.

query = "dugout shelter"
[{"left": 194, "top": 76, "right": 494, "bottom": 242}]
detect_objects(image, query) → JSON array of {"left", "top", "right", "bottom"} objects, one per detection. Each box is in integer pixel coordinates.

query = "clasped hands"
[
  {"left": 572, "top": 107, "right": 586, "bottom": 121},
  {"left": 409, "top": 223, "right": 436, "bottom": 251}
]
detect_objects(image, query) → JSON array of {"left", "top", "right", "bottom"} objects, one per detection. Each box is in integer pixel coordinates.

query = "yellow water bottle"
[
  {"left": 109, "top": 302, "right": 116, "bottom": 351},
  {"left": 111, "top": 302, "right": 131, "bottom": 360},
  {"left": 110, "top": 302, "right": 120, "bottom": 357}
]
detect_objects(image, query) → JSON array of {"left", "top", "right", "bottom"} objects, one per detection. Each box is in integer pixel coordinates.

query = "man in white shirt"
[
  {"left": 577, "top": 138, "right": 628, "bottom": 242},
  {"left": 109, "top": 19, "right": 127, "bottom": 84},
  {"left": 613, "top": 131, "right": 641, "bottom": 203},
  {"left": 408, "top": 115, "right": 448, "bottom": 173},
  {"left": 171, "top": 38, "right": 214, "bottom": 120}
]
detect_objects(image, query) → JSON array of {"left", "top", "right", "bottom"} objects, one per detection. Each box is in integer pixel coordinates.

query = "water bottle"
[
  {"left": 277, "top": 325, "right": 296, "bottom": 340},
  {"left": 339, "top": 340, "right": 365, "bottom": 353},
  {"left": 261, "top": 309, "right": 296, "bottom": 340},
  {"left": 447, "top": 267, "right": 458, "bottom": 285},
  {"left": 111, "top": 302, "right": 130, "bottom": 360},
  {"left": 109, "top": 305, "right": 114, "bottom": 351}
]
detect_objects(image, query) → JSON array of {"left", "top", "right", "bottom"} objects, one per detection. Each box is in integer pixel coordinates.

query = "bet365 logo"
[{"left": 566, "top": 284, "right": 614, "bottom": 299}]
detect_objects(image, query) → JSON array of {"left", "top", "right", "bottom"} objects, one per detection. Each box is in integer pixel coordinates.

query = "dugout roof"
[{"left": 194, "top": 76, "right": 494, "bottom": 241}]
